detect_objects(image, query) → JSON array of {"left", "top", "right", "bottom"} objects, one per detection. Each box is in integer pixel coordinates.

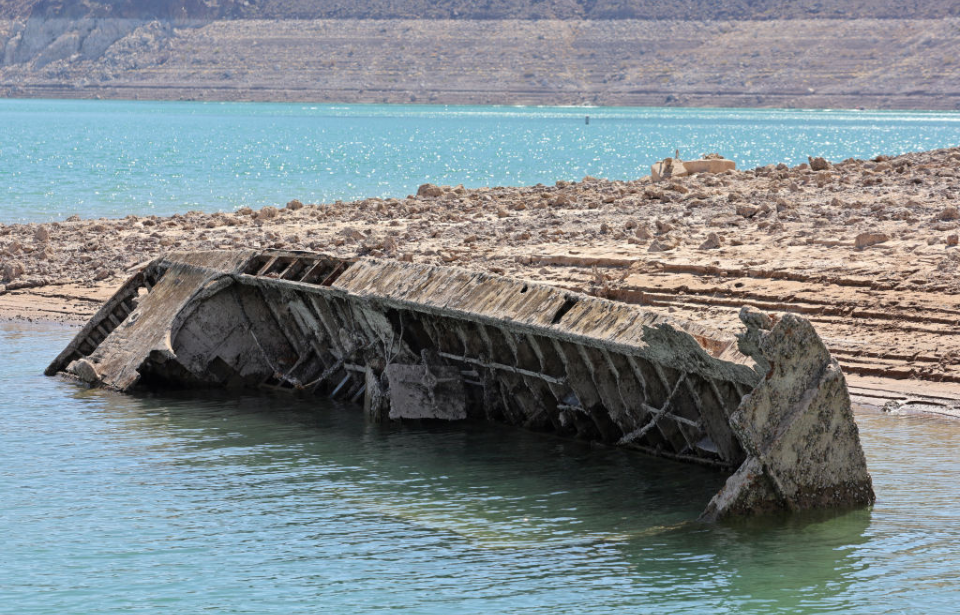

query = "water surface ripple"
[
  {"left": 1, "top": 100, "right": 959, "bottom": 222},
  {"left": 2, "top": 325, "right": 960, "bottom": 613}
]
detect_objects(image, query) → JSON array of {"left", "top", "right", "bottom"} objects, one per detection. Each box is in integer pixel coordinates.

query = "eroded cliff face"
[
  {"left": 3, "top": 17, "right": 152, "bottom": 66},
  {"left": 0, "top": 0, "right": 221, "bottom": 68},
  {"left": 1, "top": 14, "right": 958, "bottom": 109},
  {"left": 12, "top": 0, "right": 244, "bottom": 20},
  {"left": 6, "top": 0, "right": 960, "bottom": 21}
]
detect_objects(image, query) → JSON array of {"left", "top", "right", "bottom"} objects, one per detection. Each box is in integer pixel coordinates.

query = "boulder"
[
  {"left": 939, "top": 206, "right": 959, "bottom": 221},
  {"left": 71, "top": 358, "right": 101, "bottom": 385},
  {"left": 256, "top": 206, "right": 279, "bottom": 220},
  {"left": 341, "top": 227, "right": 365, "bottom": 241},
  {"left": 855, "top": 232, "right": 890, "bottom": 249},
  {"left": 698, "top": 232, "right": 723, "bottom": 250},
  {"left": 417, "top": 183, "right": 444, "bottom": 198},
  {"left": 808, "top": 156, "right": 832, "bottom": 171},
  {"left": 682, "top": 158, "right": 736, "bottom": 175},
  {"left": 655, "top": 219, "right": 675, "bottom": 234},
  {"left": 648, "top": 236, "right": 680, "bottom": 252},
  {"left": 652, "top": 156, "right": 735, "bottom": 181},
  {"left": 2, "top": 260, "right": 25, "bottom": 281},
  {"left": 651, "top": 157, "right": 686, "bottom": 181},
  {"left": 550, "top": 193, "right": 573, "bottom": 206}
]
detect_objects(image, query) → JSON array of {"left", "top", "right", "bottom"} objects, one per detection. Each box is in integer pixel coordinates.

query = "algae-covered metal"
[{"left": 47, "top": 250, "right": 875, "bottom": 521}]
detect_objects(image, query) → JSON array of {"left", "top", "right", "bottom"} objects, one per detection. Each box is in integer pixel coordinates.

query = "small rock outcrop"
[
  {"left": 417, "top": 183, "right": 444, "bottom": 198},
  {"left": 855, "top": 232, "right": 890, "bottom": 249},
  {"left": 698, "top": 232, "right": 723, "bottom": 250},
  {"left": 939, "top": 206, "right": 959, "bottom": 221},
  {"left": 808, "top": 156, "right": 832, "bottom": 171},
  {"left": 2, "top": 260, "right": 25, "bottom": 281},
  {"left": 652, "top": 155, "right": 736, "bottom": 181}
]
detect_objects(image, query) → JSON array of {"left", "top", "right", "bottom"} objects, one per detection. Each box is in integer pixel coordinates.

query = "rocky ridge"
[
  {"left": 7, "top": 0, "right": 960, "bottom": 21},
  {"left": 2, "top": 17, "right": 959, "bottom": 109}
]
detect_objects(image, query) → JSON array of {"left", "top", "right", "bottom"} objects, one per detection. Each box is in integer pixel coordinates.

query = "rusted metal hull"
[{"left": 47, "top": 250, "right": 875, "bottom": 521}]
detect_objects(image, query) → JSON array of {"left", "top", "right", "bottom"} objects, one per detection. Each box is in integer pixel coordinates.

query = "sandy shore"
[{"left": 4, "top": 146, "right": 960, "bottom": 410}]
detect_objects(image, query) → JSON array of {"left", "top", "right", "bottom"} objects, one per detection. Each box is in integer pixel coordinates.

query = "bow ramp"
[{"left": 47, "top": 250, "right": 875, "bottom": 521}]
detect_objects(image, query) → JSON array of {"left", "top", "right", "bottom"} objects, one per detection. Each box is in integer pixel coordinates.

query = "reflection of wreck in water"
[{"left": 47, "top": 250, "right": 875, "bottom": 522}]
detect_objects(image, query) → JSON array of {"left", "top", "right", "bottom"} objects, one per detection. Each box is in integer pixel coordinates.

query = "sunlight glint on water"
[{"left": 1, "top": 100, "right": 958, "bottom": 222}]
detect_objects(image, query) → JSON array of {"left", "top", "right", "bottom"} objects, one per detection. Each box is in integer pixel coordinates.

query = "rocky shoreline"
[{"left": 4, "top": 146, "right": 960, "bottom": 403}]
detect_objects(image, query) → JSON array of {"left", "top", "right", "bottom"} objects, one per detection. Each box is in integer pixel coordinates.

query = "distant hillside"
[
  {"left": 2, "top": 1, "right": 959, "bottom": 110},
  {"left": 5, "top": 0, "right": 960, "bottom": 20}
]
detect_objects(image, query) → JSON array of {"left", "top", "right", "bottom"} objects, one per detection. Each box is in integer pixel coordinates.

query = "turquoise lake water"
[
  {"left": 4, "top": 101, "right": 960, "bottom": 612},
  {"left": 1, "top": 99, "right": 959, "bottom": 222},
  {"left": 3, "top": 324, "right": 960, "bottom": 613}
]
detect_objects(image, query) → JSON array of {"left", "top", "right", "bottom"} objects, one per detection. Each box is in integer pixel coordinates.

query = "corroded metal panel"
[{"left": 385, "top": 364, "right": 467, "bottom": 420}]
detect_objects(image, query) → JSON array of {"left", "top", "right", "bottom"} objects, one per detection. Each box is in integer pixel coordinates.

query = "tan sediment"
[{"left": 4, "top": 146, "right": 960, "bottom": 404}]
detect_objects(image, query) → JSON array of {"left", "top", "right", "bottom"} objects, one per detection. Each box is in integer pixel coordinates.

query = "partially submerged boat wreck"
[{"left": 47, "top": 250, "right": 875, "bottom": 521}]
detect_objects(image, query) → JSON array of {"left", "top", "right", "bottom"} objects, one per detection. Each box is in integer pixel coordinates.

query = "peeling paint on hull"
[{"left": 47, "top": 250, "right": 875, "bottom": 521}]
